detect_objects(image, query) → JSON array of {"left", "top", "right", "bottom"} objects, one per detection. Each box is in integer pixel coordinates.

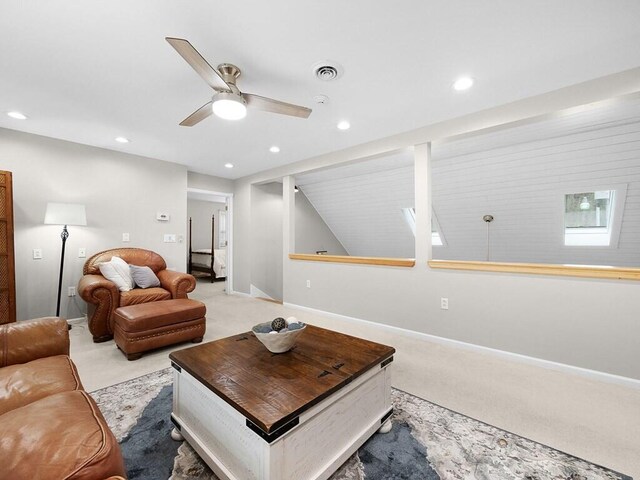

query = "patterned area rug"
[{"left": 91, "top": 369, "right": 631, "bottom": 480}]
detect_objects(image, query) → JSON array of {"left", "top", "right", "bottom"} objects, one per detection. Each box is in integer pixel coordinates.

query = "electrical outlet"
[
  {"left": 306, "top": 280, "right": 311, "bottom": 288},
  {"left": 33, "top": 249, "right": 43, "bottom": 259},
  {"left": 78, "top": 247, "right": 86, "bottom": 258},
  {"left": 122, "top": 233, "right": 130, "bottom": 242},
  {"left": 440, "top": 297, "right": 449, "bottom": 310},
  {"left": 163, "top": 234, "right": 177, "bottom": 243},
  {"left": 68, "top": 286, "right": 76, "bottom": 297}
]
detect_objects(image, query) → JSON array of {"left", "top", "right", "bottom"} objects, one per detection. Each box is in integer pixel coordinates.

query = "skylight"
[
  {"left": 564, "top": 187, "right": 626, "bottom": 247},
  {"left": 402, "top": 207, "right": 444, "bottom": 246}
]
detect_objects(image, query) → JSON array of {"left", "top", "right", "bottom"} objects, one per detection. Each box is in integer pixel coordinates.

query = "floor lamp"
[{"left": 44, "top": 202, "right": 87, "bottom": 318}]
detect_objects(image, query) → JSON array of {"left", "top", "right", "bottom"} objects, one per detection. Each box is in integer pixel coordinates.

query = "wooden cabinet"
[{"left": 0, "top": 171, "right": 16, "bottom": 324}]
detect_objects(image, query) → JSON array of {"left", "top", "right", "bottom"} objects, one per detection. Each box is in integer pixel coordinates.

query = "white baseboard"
[
  {"left": 249, "top": 284, "right": 275, "bottom": 300},
  {"left": 67, "top": 316, "right": 86, "bottom": 325},
  {"left": 283, "top": 302, "right": 640, "bottom": 390},
  {"left": 230, "top": 290, "right": 251, "bottom": 298}
]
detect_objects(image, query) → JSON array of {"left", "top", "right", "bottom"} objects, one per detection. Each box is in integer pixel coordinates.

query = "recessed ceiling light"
[
  {"left": 337, "top": 120, "right": 350, "bottom": 130},
  {"left": 115, "top": 137, "right": 130, "bottom": 143},
  {"left": 453, "top": 77, "right": 474, "bottom": 91},
  {"left": 269, "top": 146, "right": 280, "bottom": 153},
  {"left": 7, "top": 111, "right": 27, "bottom": 120},
  {"left": 224, "top": 163, "right": 234, "bottom": 169}
]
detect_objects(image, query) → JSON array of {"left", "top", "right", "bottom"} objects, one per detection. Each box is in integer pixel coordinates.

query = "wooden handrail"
[
  {"left": 289, "top": 254, "right": 415, "bottom": 267},
  {"left": 428, "top": 259, "right": 640, "bottom": 280}
]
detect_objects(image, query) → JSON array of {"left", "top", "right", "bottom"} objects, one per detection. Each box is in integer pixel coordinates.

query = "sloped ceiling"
[
  {"left": 297, "top": 152, "right": 415, "bottom": 258},
  {"left": 296, "top": 97, "right": 640, "bottom": 266}
]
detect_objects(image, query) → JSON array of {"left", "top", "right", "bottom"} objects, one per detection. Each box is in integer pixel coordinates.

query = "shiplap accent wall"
[
  {"left": 296, "top": 98, "right": 640, "bottom": 267},
  {"left": 297, "top": 152, "right": 415, "bottom": 258},
  {"left": 431, "top": 98, "right": 640, "bottom": 266}
]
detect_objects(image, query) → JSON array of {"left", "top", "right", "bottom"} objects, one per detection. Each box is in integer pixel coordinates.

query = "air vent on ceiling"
[{"left": 312, "top": 61, "right": 343, "bottom": 81}]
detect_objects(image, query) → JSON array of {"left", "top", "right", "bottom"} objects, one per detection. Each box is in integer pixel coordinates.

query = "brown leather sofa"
[
  {"left": 0, "top": 317, "right": 126, "bottom": 480},
  {"left": 78, "top": 248, "right": 196, "bottom": 343}
]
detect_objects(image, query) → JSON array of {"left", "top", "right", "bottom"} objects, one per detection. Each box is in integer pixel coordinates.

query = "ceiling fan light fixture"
[{"left": 212, "top": 92, "right": 247, "bottom": 120}]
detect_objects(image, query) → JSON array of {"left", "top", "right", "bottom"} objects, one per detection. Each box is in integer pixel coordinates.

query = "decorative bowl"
[{"left": 252, "top": 321, "right": 306, "bottom": 353}]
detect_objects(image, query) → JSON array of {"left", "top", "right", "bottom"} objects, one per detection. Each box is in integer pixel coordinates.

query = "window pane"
[{"left": 565, "top": 191, "right": 612, "bottom": 229}]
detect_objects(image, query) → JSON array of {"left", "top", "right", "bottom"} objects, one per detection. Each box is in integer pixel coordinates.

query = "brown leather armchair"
[{"left": 78, "top": 248, "right": 196, "bottom": 343}]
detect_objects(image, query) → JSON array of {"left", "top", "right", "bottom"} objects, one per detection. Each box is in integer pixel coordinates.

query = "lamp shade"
[{"left": 44, "top": 203, "right": 87, "bottom": 226}]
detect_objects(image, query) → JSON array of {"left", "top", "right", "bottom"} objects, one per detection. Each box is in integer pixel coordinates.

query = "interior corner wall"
[
  {"left": 0, "top": 127, "right": 188, "bottom": 321},
  {"left": 250, "top": 182, "right": 283, "bottom": 300},
  {"left": 294, "top": 190, "right": 348, "bottom": 255}
]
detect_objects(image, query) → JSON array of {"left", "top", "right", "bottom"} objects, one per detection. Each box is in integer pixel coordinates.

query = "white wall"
[
  {"left": 231, "top": 69, "right": 640, "bottom": 380},
  {"left": 187, "top": 171, "right": 234, "bottom": 194},
  {"left": 250, "top": 183, "right": 283, "bottom": 300},
  {"left": 0, "top": 128, "right": 188, "bottom": 320},
  {"left": 187, "top": 199, "right": 226, "bottom": 252},
  {"left": 294, "top": 189, "right": 347, "bottom": 256},
  {"left": 284, "top": 259, "right": 640, "bottom": 379}
]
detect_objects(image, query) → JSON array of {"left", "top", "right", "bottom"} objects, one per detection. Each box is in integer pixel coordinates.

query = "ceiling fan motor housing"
[{"left": 217, "top": 63, "right": 242, "bottom": 85}]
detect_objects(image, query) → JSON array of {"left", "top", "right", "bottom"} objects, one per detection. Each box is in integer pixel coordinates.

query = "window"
[
  {"left": 402, "top": 207, "right": 444, "bottom": 246},
  {"left": 564, "top": 188, "right": 626, "bottom": 246}
]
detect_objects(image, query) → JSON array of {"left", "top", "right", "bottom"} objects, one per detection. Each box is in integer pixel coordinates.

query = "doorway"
[{"left": 186, "top": 188, "right": 233, "bottom": 294}]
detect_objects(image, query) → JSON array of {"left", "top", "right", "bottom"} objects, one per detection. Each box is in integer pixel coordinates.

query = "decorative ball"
[{"left": 271, "top": 317, "right": 287, "bottom": 332}]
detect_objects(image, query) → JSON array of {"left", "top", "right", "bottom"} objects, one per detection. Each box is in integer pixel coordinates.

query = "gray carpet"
[
  {"left": 91, "top": 369, "right": 632, "bottom": 480},
  {"left": 119, "top": 385, "right": 178, "bottom": 479}
]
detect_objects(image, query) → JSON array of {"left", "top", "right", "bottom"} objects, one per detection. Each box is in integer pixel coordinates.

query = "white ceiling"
[{"left": 1, "top": 1, "right": 639, "bottom": 179}]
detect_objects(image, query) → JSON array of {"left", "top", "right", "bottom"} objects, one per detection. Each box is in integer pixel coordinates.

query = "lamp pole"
[{"left": 55, "top": 225, "right": 69, "bottom": 317}]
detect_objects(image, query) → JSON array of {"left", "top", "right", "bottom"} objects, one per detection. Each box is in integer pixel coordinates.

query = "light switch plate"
[
  {"left": 163, "top": 234, "right": 177, "bottom": 243},
  {"left": 78, "top": 247, "right": 86, "bottom": 258},
  {"left": 33, "top": 249, "right": 43, "bottom": 259},
  {"left": 122, "top": 233, "right": 130, "bottom": 242}
]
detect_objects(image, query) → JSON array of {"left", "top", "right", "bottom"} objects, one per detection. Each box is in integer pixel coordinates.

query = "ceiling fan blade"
[
  {"left": 165, "top": 37, "right": 230, "bottom": 91},
  {"left": 244, "top": 93, "right": 312, "bottom": 118},
  {"left": 179, "top": 101, "right": 213, "bottom": 126}
]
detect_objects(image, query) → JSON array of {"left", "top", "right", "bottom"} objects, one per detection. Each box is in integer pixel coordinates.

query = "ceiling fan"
[{"left": 166, "top": 37, "right": 312, "bottom": 125}]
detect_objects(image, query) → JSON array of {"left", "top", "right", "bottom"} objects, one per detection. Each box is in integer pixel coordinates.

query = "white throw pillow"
[
  {"left": 110, "top": 256, "right": 135, "bottom": 290},
  {"left": 98, "top": 256, "right": 134, "bottom": 291}
]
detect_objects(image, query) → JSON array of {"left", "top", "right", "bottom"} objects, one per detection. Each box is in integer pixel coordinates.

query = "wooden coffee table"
[{"left": 169, "top": 325, "right": 395, "bottom": 480}]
